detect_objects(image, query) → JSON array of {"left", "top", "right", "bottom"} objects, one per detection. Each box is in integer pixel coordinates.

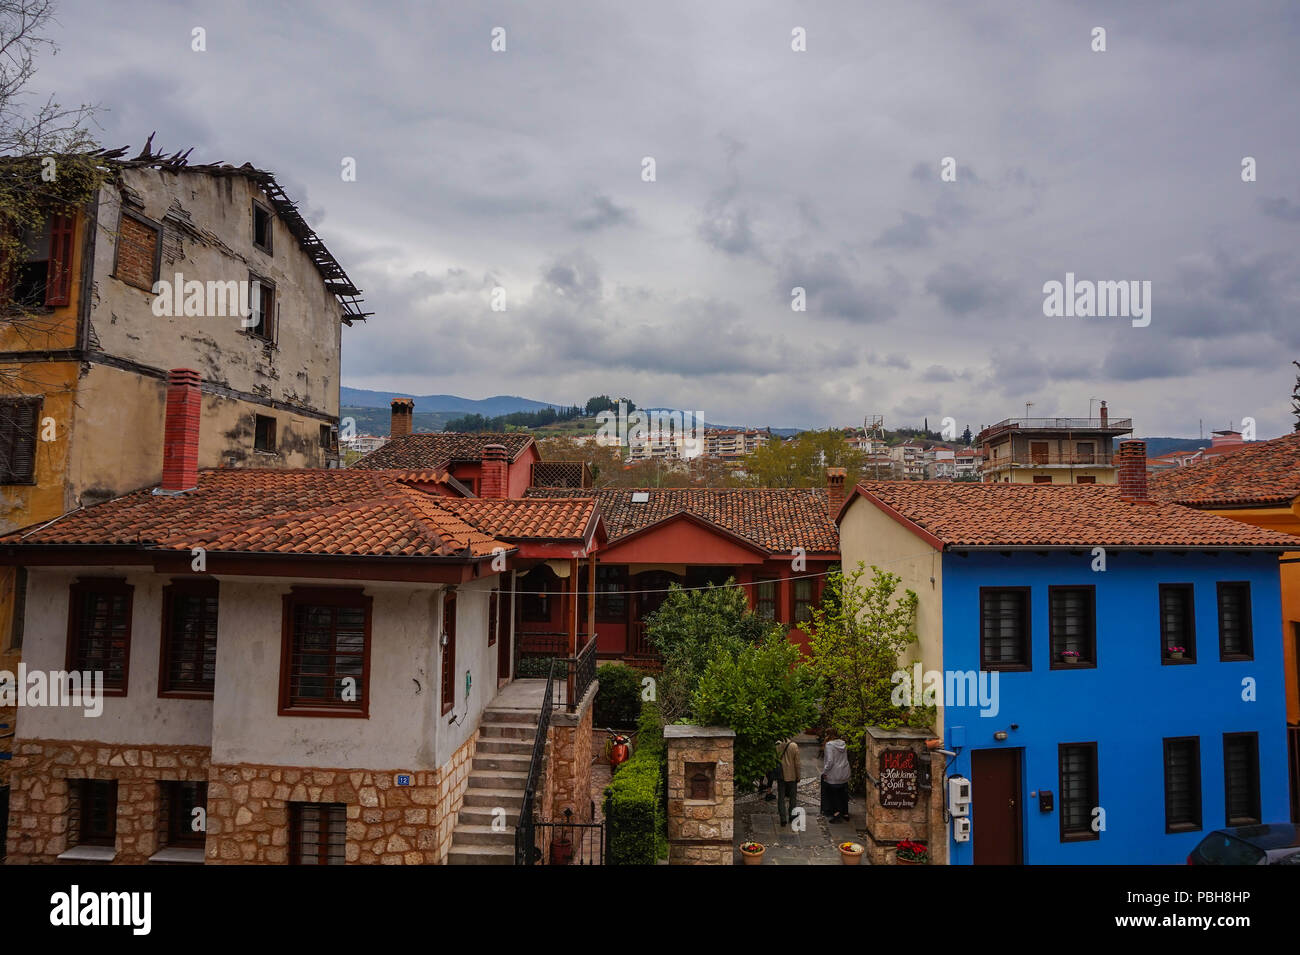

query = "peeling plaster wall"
[
  {"left": 67, "top": 364, "right": 331, "bottom": 508},
  {"left": 87, "top": 167, "right": 342, "bottom": 416}
]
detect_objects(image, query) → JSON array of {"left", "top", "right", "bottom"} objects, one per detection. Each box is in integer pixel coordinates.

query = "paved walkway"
[{"left": 733, "top": 735, "right": 869, "bottom": 865}]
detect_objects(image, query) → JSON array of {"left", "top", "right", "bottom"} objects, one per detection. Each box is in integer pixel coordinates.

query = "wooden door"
[
  {"left": 971, "top": 748, "right": 1023, "bottom": 865},
  {"left": 1029, "top": 441, "right": 1049, "bottom": 464}
]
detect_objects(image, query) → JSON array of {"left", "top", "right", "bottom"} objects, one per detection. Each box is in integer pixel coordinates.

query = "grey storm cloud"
[{"left": 34, "top": 0, "right": 1300, "bottom": 435}]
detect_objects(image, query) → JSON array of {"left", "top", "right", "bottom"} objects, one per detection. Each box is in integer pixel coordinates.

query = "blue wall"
[{"left": 938, "top": 549, "right": 1287, "bottom": 864}]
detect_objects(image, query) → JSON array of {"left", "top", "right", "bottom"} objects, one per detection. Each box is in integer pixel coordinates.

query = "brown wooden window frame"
[
  {"left": 441, "top": 589, "right": 457, "bottom": 716},
  {"left": 252, "top": 199, "right": 274, "bottom": 254},
  {"left": 66, "top": 577, "right": 134, "bottom": 696},
  {"left": 246, "top": 271, "right": 276, "bottom": 342},
  {"left": 1048, "top": 585, "right": 1096, "bottom": 669},
  {"left": 1162, "top": 736, "right": 1202, "bottom": 834},
  {"left": 754, "top": 578, "right": 777, "bottom": 621},
  {"left": 980, "top": 586, "right": 1032, "bottom": 671},
  {"left": 1222, "top": 732, "right": 1261, "bottom": 827},
  {"left": 792, "top": 578, "right": 816, "bottom": 625},
  {"left": 70, "top": 778, "right": 118, "bottom": 848},
  {"left": 1159, "top": 583, "right": 1196, "bottom": 664},
  {"left": 1216, "top": 581, "right": 1253, "bottom": 662},
  {"left": 1058, "top": 741, "right": 1099, "bottom": 843},
  {"left": 160, "top": 780, "right": 208, "bottom": 848},
  {"left": 594, "top": 564, "right": 627, "bottom": 623},
  {"left": 0, "top": 395, "right": 42, "bottom": 485},
  {"left": 158, "top": 578, "right": 219, "bottom": 699},
  {"left": 110, "top": 208, "right": 162, "bottom": 293},
  {"left": 289, "top": 801, "right": 346, "bottom": 865},
  {"left": 487, "top": 588, "right": 499, "bottom": 646},
  {"left": 254, "top": 413, "right": 277, "bottom": 453},
  {"left": 278, "top": 587, "right": 372, "bottom": 718}
]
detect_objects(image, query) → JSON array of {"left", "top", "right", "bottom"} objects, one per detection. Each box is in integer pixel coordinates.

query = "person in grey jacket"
[
  {"left": 821, "top": 736, "right": 851, "bottom": 822},
  {"left": 776, "top": 738, "right": 801, "bottom": 826}
]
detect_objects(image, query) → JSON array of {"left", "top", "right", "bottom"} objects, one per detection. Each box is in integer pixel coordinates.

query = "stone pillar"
[
  {"left": 862, "top": 725, "right": 948, "bottom": 866},
  {"left": 665, "top": 725, "right": 734, "bottom": 865},
  {"left": 548, "top": 678, "right": 596, "bottom": 820}
]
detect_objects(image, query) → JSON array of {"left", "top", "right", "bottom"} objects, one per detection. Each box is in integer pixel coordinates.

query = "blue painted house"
[{"left": 837, "top": 442, "right": 1295, "bottom": 864}]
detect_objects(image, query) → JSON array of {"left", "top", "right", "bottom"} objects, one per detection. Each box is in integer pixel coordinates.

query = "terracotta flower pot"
[
  {"left": 839, "top": 843, "right": 864, "bottom": 865},
  {"left": 896, "top": 857, "right": 918, "bottom": 865},
  {"left": 740, "top": 845, "right": 765, "bottom": 865},
  {"left": 925, "top": 738, "right": 943, "bottom": 750}
]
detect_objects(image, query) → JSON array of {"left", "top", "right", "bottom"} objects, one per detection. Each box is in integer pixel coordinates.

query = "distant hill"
[
  {"left": 1129, "top": 436, "right": 1211, "bottom": 457},
  {"left": 340, "top": 387, "right": 565, "bottom": 416},
  {"left": 340, "top": 406, "right": 457, "bottom": 436}
]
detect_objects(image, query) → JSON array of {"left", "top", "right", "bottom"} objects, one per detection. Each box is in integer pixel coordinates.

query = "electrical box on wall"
[
  {"left": 947, "top": 776, "right": 971, "bottom": 817},
  {"left": 953, "top": 817, "right": 971, "bottom": 842},
  {"left": 1038, "top": 790, "right": 1053, "bottom": 812}
]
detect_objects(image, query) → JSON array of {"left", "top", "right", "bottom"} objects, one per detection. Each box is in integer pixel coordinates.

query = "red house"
[{"left": 520, "top": 475, "right": 843, "bottom": 664}]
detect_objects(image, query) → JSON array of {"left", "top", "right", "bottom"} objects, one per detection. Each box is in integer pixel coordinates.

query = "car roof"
[{"left": 1221, "top": 824, "right": 1300, "bottom": 849}]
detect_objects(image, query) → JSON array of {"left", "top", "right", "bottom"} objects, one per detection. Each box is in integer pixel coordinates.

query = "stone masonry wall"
[
  {"left": 5, "top": 733, "right": 478, "bottom": 865},
  {"left": 862, "top": 728, "right": 949, "bottom": 866},
  {"left": 4, "top": 738, "right": 210, "bottom": 864},
  {"left": 549, "top": 680, "right": 595, "bottom": 821},
  {"left": 207, "top": 730, "right": 478, "bottom": 865},
  {"left": 665, "top": 726, "right": 734, "bottom": 865}
]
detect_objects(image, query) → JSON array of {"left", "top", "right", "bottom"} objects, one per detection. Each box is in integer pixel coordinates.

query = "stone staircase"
[{"left": 446, "top": 705, "right": 540, "bottom": 865}]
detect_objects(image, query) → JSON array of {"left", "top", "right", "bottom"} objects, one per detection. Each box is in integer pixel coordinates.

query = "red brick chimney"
[
  {"left": 826, "top": 467, "right": 847, "bottom": 513},
  {"left": 390, "top": 398, "right": 414, "bottom": 438},
  {"left": 1099, "top": 400, "right": 1108, "bottom": 429},
  {"left": 1116, "top": 439, "right": 1149, "bottom": 502},
  {"left": 481, "top": 444, "right": 509, "bottom": 499},
  {"left": 162, "top": 368, "right": 202, "bottom": 492}
]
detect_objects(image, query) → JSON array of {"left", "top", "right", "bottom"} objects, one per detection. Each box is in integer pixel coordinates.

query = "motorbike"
[{"left": 606, "top": 728, "right": 632, "bottom": 771}]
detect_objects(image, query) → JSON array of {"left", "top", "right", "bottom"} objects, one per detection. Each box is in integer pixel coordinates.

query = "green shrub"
[
  {"left": 603, "top": 701, "right": 668, "bottom": 864},
  {"left": 603, "top": 743, "right": 666, "bottom": 864},
  {"left": 515, "top": 656, "right": 561, "bottom": 678},
  {"left": 594, "top": 664, "right": 643, "bottom": 728}
]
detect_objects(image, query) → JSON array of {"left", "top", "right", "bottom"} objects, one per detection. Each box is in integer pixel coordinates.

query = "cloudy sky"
[{"left": 36, "top": 0, "right": 1300, "bottom": 437}]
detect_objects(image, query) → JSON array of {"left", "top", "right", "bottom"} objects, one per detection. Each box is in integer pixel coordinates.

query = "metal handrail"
[{"left": 514, "top": 659, "right": 556, "bottom": 865}]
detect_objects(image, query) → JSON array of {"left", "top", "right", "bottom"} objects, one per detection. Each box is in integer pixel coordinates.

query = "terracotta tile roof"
[
  {"left": 847, "top": 481, "right": 1298, "bottom": 548},
  {"left": 433, "top": 497, "right": 598, "bottom": 542},
  {"left": 0, "top": 469, "right": 509, "bottom": 559},
  {"left": 1149, "top": 432, "right": 1300, "bottom": 508},
  {"left": 351, "top": 433, "right": 534, "bottom": 470},
  {"left": 523, "top": 487, "right": 839, "bottom": 554}
]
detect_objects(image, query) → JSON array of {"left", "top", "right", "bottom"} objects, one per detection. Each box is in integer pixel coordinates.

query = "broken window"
[
  {"left": 3, "top": 212, "right": 76, "bottom": 308},
  {"left": 247, "top": 274, "right": 275, "bottom": 341},
  {"left": 112, "top": 211, "right": 161, "bottom": 293},
  {"left": 319, "top": 423, "right": 338, "bottom": 452},
  {"left": 252, "top": 201, "right": 273, "bottom": 253},
  {"left": 254, "top": 414, "right": 277, "bottom": 453}
]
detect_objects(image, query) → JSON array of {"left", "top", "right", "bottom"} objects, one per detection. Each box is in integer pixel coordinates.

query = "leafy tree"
[
  {"left": 0, "top": 0, "right": 106, "bottom": 399},
  {"left": 805, "top": 563, "right": 929, "bottom": 784},
  {"left": 962, "top": 426, "right": 973, "bottom": 445},
  {"left": 643, "top": 581, "right": 771, "bottom": 724},
  {"left": 739, "top": 429, "right": 866, "bottom": 488},
  {"left": 692, "top": 630, "right": 820, "bottom": 788}
]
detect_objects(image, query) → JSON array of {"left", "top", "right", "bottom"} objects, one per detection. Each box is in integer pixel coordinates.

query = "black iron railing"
[
  {"left": 533, "top": 805, "right": 604, "bottom": 865},
  {"left": 567, "top": 635, "right": 598, "bottom": 714},
  {"left": 514, "top": 659, "right": 556, "bottom": 865}
]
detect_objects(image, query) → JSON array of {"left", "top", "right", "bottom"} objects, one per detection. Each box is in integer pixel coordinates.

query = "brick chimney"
[
  {"left": 162, "top": 368, "right": 202, "bottom": 492},
  {"left": 1116, "top": 439, "right": 1149, "bottom": 502},
  {"left": 826, "top": 466, "right": 847, "bottom": 513},
  {"left": 1099, "top": 400, "right": 1108, "bottom": 429},
  {"left": 390, "top": 398, "right": 414, "bottom": 437},
  {"left": 481, "top": 444, "right": 509, "bottom": 499}
]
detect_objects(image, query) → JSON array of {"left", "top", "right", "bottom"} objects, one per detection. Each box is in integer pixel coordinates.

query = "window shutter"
[
  {"left": 0, "top": 397, "right": 41, "bottom": 484},
  {"left": 45, "top": 212, "right": 75, "bottom": 306}
]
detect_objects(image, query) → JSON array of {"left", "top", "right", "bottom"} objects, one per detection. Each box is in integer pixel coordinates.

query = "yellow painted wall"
[{"left": 838, "top": 497, "right": 944, "bottom": 732}]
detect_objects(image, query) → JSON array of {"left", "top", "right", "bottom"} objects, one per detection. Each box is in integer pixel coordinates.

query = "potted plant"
[
  {"left": 740, "top": 841, "right": 766, "bottom": 865},
  {"left": 839, "top": 841, "right": 865, "bottom": 865},
  {"left": 895, "top": 839, "right": 928, "bottom": 865},
  {"left": 1060, "top": 649, "right": 1081, "bottom": 664},
  {"left": 1166, "top": 646, "right": 1186, "bottom": 661}
]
